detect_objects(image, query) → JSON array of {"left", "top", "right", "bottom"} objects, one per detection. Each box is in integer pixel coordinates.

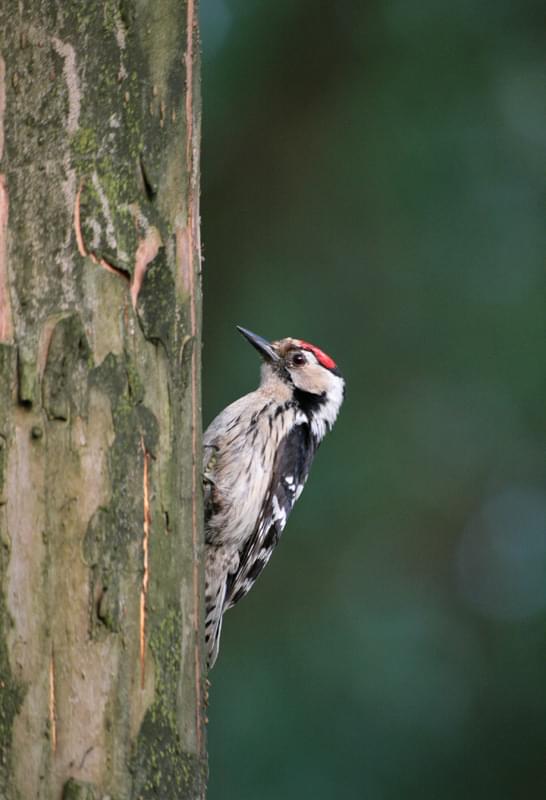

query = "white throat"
[{"left": 309, "top": 375, "right": 344, "bottom": 441}]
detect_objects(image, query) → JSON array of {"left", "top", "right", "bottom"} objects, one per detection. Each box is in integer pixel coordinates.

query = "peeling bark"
[{"left": 0, "top": 1, "right": 205, "bottom": 798}]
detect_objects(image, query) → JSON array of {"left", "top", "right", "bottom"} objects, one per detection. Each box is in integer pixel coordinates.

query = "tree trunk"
[{"left": 0, "top": 1, "right": 205, "bottom": 798}]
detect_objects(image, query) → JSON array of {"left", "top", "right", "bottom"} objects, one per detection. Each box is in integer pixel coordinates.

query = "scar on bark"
[
  {"left": 73, "top": 183, "right": 130, "bottom": 281},
  {"left": 0, "top": 174, "right": 13, "bottom": 342},
  {"left": 139, "top": 438, "right": 151, "bottom": 689},
  {"left": 138, "top": 155, "right": 156, "bottom": 202},
  {"left": 183, "top": 0, "right": 204, "bottom": 754},
  {"left": 0, "top": 65, "right": 10, "bottom": 343},
  {"left": 49, "top": 649, "right": 57, "bottom": 753},
  {"left": 130, "top": 225, "right": 161, "bottom": 310},
  {"left": 74, "top": 182, "right": 160, "bottom": 309}
]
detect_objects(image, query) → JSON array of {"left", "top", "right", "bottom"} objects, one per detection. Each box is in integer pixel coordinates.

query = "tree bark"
[{"left": 0, "top": 1, "right": 205, "bottom": 798}]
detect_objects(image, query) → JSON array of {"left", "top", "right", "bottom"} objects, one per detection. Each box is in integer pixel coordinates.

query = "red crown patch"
[{"left": 297, "top": 340, "right": 337, "bottom": 370}]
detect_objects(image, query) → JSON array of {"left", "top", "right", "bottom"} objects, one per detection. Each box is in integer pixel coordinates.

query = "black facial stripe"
[
  {"left": 272, "top": 362, "right": 293, "bottom": 384},
  {"left": 293, "top": 387, "right": 327, "bottom": 415}
]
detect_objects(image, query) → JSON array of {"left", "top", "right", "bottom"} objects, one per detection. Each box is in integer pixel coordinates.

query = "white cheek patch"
[{"left": 310, "top": 373, "right": 345, "bottom": 441}]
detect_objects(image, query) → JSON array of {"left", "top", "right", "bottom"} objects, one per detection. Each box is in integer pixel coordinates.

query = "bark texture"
[{"left": 0, "top": 1, "right": 205, "bottom": 797}]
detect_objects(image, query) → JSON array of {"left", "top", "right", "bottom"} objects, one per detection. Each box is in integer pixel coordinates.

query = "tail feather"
[
  {"left": 205, "top": 605, "right": 224, "bottom": 669},
  {"left": 205, "top": 545, "right": 239, "bottom": 668}
]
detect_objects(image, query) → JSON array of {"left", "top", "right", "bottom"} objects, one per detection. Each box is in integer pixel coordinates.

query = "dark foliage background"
[{"left": 200, "top": 2, "right": 545, "bottom": 798}]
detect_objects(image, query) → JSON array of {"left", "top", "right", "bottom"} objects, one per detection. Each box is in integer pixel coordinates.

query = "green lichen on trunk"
[
  {"left": 130, "top": 609, "right": 207, "bottom": 798},
  {"left": 0, "top": 0, "right": 205, "bottom": 797}
]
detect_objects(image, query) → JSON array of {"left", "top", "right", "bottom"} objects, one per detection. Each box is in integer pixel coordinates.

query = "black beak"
[{"left": 237, "top": 326, "right": 280, "bottom": 363}]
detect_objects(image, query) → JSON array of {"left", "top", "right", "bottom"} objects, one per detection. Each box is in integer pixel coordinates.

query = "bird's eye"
[{"left": 292, "top": 352, "right": 306, "bottom": 366}]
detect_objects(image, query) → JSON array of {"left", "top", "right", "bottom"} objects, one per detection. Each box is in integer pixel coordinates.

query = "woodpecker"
[{"left": 203, "top": 326, "right": 345, "bottom": 667}]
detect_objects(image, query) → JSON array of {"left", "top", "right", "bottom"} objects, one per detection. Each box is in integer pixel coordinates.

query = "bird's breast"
[{"left": 205, "top": 402, "right": 304, "bottom": 549}]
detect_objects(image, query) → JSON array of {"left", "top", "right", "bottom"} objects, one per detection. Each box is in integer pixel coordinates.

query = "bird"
[{"left": 203, "top": 326, "right": 345, "bottom": 667}]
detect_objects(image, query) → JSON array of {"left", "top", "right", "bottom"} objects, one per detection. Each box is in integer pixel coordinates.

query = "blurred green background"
[{"left": 199, "top": 2, "right": 545, "bottom": 798}]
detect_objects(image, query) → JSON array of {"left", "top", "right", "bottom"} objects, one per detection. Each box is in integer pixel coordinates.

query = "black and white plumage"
[{"left": 204, "top": 327, "right": 345, "bottom": 667}]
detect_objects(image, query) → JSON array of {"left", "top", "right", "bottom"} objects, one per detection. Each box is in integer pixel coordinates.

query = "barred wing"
[{"left": 225, "top": 422, "right": 317, "bottom": 610}]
